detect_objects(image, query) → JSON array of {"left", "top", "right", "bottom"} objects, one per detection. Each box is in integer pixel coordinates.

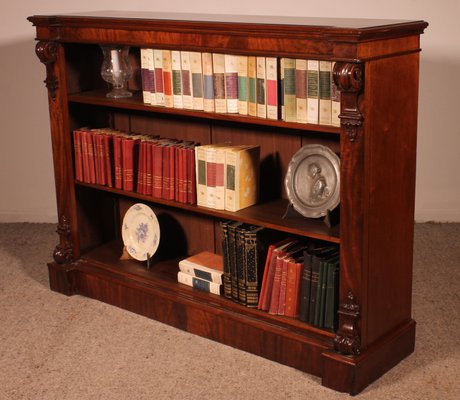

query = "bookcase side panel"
[{"left": 363, "top": 52, "right": 420, "bottom": 346}]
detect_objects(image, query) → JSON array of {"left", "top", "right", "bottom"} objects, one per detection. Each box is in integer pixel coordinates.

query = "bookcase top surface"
[{"left": 28, "top": 11, "right": 428, "bottom": 40}]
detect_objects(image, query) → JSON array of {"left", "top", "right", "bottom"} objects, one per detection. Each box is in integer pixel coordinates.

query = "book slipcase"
[{"left": 29, "top": 12, "right": 427, "bottom": 394}]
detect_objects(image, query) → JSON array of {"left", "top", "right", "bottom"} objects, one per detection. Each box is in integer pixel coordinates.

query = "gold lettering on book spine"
[
  {"left": 35, "top": 41, "right": 59, "bottom": 100},
  {"left": 333, "top": 62, "right": 364, "bottom": 142}
]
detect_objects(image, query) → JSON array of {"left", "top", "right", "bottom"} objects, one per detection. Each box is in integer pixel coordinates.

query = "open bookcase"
[{"left": 28, "top": 12, "right": 427, "bottom": 394}]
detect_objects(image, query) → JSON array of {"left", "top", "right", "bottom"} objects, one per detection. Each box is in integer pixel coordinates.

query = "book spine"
[
  {"left": 295, "top": 59, "right": 307, "bottom": 123},
  {"left": 73, "top": 130, "right": 83, "bottom": 182},
  {"left": 102, "top": 134, "right": 113, "bottom": 187},
  {"left": 195, "top": 146, "right": 207, "bottom": 207},
  {"left": 140, "top": 48, "right": 152, "bottom": 104},
  {"left": 146, "top": 49, "right": 156, "bottom": 105},
  {"left": 221, "top": 221, "right": 233, "bottom": 299},
  {"left": 331, "top": 61, "right": 341, "bottom": 127},
  {"left": 245, "top": 229, "right": 261, "bottom": 308},
  {"left": 153, "top": 49, "right": 165, "bottom": 106},
  {"left": 152, "top": 144, "right": 163, "bottom": 198},
  {"left": 145, "top": 141, "right": 152, "bottom": 196},
  {"left": 224, "top": 54, "right": 238, "bottom": 114},
  {"left": 256, "top": 56, "right": 266, "bottom": 118},
  {"left": 236, "top": 226, "right": 247, "bottom": 305},
  {"left": 307, "top": 60, "right": 319, "bottom": 124},
  {"left": 212, "top": 53, "right": 226, "bottom": 113},
  {"left": 266, "top": 57, "right": 278, "bottom": 120},
  {"left": 162, "top": 50, "right": 174, "bottom": 108},
  {"left": 280, "top": 58, "right": 285, "bottom": 121},
  {"left": 190, "top": 51, "right": 204, "bottom": 111},
  {"left": 136, "top": 140, "right": 145, "bottom": 194},
  {"left": 224, "top": 149, "right": 237, "bottom": 212},
  {"left": 228, "top": 222, "right": 240, "bottom": 302},
  {"left": 171, "top": 51, "right": 183, "bottom": 108},
  {"left": 283, "top": 58, "right": 297, "bottom": 122},
  {"left": 248, "top": 56, "right": 257, "bottom": 117},
  {"left": 113, "top": 135, "right": 123, "bottom": 189},
  {"left": 268, "top": 255, "right": 284, "bottom": 314},
  {"left": 161, "top": 144, "right": 171, "bottom": 199},
  {"left": 181, "top": 51, "right": 193, "bottom": 110},
  {"left": 298, "top": 254, "right": 312, "bottom": 322},
  {"left": 237, "top": 55, "right": 249, "bottom": 115},
  {"left": 121, "top": 138, "right": 138, "bottom": 192},
  {"left": 205, "top": 147, "right": 217, "bottom": 209},
  {"left": 202, "top": 52, "right": 215, "bottom": 113},
  {"left": 319, "top": 61, "right": 332, "bottom": 125},
  {"left": 214, "top": 147, "right": 226, "bottom": 210},
  {"left": 168, "top": 144, "right": 176, "bottom": 200},
  {"left": 234, "top": 146, "right": 260, "bottom": 211},
  {"left": 284, "top": 260, "right": 303, "bottom": 318},
  {"left": 177, "top": 271, "right": 221, "bottom": 295},
  {"left": 186, "top": 144, "right": 196, "bottom": 204},
  {"left": 277, "top": 257, "right": 289, "bottom": 315},
  {"left": 308, "top": 256, "right": 321, "bottom": 324},
  {"left": 257, "top": 244, "right": 275, "bottom": 310},
  {"left": 178, "top": 263, "right": 223, "bottom": 284}
]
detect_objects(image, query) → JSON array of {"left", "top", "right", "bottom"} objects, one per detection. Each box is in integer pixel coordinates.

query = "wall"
[{"left": 0, "top": 0, "right": 459, "bottom": 222}]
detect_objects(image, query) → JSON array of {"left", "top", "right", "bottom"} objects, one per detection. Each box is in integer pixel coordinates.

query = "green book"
[{"left": 324, "top": 261, "right": 340, "bottom": 330}]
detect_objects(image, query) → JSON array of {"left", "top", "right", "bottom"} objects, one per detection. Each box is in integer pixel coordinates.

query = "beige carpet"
[{"left": 0, "top": 223, "right": 459, "bottom": 399}]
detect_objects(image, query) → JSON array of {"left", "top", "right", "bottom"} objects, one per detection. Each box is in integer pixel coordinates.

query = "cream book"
[
  {"left": 307, "top": 60, "right": 319, "bottom": 124},
  {"left": 224, "top": 54, "right": 239, "bottom": 114},
  {"left": 162, "top": 50, "right": 174, "bottom": 108},
  {"left": 237, "top": 55, "right": 249, "bottom": 115},
  {"left": 178, "top": 251, "right": 224, "bottom": 284},
  {"left": 190, "top": 51, "right": 204, "bottom": 110},
  {"left": 153, "top": 49, "right": 165, "bottom": 106},
  {"left": 283, "top": 58, "right": 297, "bottom": 122},
  {"left": 180, "top": 51, "right": 193, "bottom": 110},
  {"left": 256, "top": 56, "right": 267, "bottom": 119},
  {"left": 247, "top": 56, "right": 257, "bottom": 117},
  {"left": 295, "top": 59, "right": 307, "bottom": 123},
  {"left": 147, "top": 48, "right": 156, "bottom": 105},
  {"left": 202, "top": 52, "right": 215, "bottom": 112},
  {"left": 177, "top": 271, "right": 222, "bottom": 295},
  {"left": 266, "top": 57, "right": 278, "bottom": 120},
  {"left": 331, "top": 61, "right": 341, "bottom": 127},
  {"left": 212, "top": 53, "right": 226, "bottom": 113},
  {"left": 319, "top": 60, "right": 332, "bottom": 125},
  {"left": 171, "top": 50, "right": 183, "bottom": 108},
  {"left": 225, "top": 145, "right": 260, "bottom": 212}
]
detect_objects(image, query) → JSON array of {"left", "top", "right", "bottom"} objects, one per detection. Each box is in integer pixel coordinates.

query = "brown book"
[{"left": 284, "top": 257, "right": 304, "bottom": 318}]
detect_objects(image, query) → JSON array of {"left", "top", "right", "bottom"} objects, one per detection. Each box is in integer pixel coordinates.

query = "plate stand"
[
  {"left": 120, "top": 246, "right": 155, "bottom": 269},
  {"left": 282, "top": 202, "right": 339, "bottom": 229}
]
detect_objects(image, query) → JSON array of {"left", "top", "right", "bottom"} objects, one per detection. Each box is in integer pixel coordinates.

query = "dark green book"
[
  {"left": 324, "top": 260, "right": 340, "bottom": 331},
  {"left": 236, "top": 224, "right": 248, "bottom": 305},
  {"left": 298, "top": 250, "right": 313, "bottom": 322},
  {"left": 316, "top": 256, "right": 339, "bottom": 328},
  {"left": 221, "top": 220, "right": 232, "bottom": 299},
  {"left": 227, "top": 221, "right": 243, "bottom": 302}
]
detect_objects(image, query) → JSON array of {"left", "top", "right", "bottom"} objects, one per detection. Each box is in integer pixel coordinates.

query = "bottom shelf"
[{"left": 47, "top": 241, "right": 417, "bottom": 395}]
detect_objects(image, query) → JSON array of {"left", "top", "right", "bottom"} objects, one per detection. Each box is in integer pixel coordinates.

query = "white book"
[
  {"left": 319, "top": 61, "right": 332, "bottom": 125},
  {"left": 190, "top": 51, "right": 204, "bottom": 110},
  {"left": 181, "top": 51, "right": 193, "bottom": 109},
  {"left": 147, "top": 48, "right": 156, "bottom": 105},
  {"left": 256, "top": 56, "right": 266, "bottom": 118},
  {"left": 178, "top": 251, "right": 224, "bottom": 284},
  {"left": 212, "top": 53, "right": 226, "bottom": 113},
  {"left": 266, "top": 57, "right": 278, "bottom": 120},
  {"left": 177, "top": 271, "right": 222, "bottom": 295},
  {"left": 295, "top": 59, "right": 307, "bottom": 123},
  {"left": 171, "top": 51, "right": 183, "bottom": 108},
  {"left": 307, "top": 60, "right": 319, "bottom": 124},
  {"left": 237, "top": 56, "right": 249, "bottom": 115},
  {"left": 202, "top": 52, "right": 215, "bottom": 112},
  {"left": 331, "top": 61, "right": 341, "bottom": 127},
  {"left": 224, "top": 54, "right": 238, "bottom": 114},
  {"left": 153, "top": 49, "right": 165, "bottom": 106},
  {"left": 162, "top": 50, "right": 174, "bottom": 108}
]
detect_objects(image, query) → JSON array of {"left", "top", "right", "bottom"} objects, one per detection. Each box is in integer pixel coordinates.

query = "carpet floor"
[{"left": 0, "top": 223, "right": 459, "bottom": 399}]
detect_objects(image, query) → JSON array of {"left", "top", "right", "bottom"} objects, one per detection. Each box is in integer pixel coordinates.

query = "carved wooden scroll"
[
  {"left": 333, "top": 62, "right": 364, "bottom": 142},
  {"left": 334, "top": 290, "right": 361, "bottom": 355},
  {"left": 53, "top": 215, "right": 73, "bottom": 264},
  {"left": 35, "top": 41, "right": 59, "bottom": 100}
]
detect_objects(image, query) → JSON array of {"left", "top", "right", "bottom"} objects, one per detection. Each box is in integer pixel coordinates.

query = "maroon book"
[
  {"left": 152, "top": 142, "right": 163, "bottom": 198},
  {"left": 73, "top": 129, "right": 83, "bottom": 182},
  {"left": 136, "top": 141, "right": 145, "bottom": 194},
  {"left": 121, "top": 137, "right": 139, "bottom": 192},
  {"left": 113, "top": 134, "right": 123, "bottom": 189},
  {"left": 145, "top": 141, "right": 153, "bottom": 196},
  {"left": 102, "top": 133, "right": 113, "bottom": 188}
]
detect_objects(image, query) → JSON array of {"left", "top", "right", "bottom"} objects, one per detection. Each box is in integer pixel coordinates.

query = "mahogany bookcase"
[{"left": 28, "top": 12, "right": 428, "bottom": 394}]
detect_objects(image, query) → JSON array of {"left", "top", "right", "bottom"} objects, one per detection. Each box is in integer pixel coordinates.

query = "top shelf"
[{"left": 69, "top": 90, "right": 341, "bottom": 135}]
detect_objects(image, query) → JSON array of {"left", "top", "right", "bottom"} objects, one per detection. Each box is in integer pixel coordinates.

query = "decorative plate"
[
  {"left": 122, "top": 203, "right": 160, "bottom": 261},
  {"left": 285, "top": 144, "right": 340, "bottom": 218}
]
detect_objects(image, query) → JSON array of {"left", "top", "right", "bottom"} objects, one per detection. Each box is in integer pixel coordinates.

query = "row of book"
[
  {"left": 72, "top": 127, "right": 197, "bottom": 204},
  {"left": 140, "top": 49, "right": 340, "bottom": 126},
  {"left": 72, "top": 128, "right": 261, "bottom": 211},
  {"left": 177, "top": 221, "right": 340, "bottom": 330}
]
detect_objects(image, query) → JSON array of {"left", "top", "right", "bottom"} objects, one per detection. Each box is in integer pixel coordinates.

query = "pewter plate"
[{"left": 285, "top": 144, "right": 340, "bottom": 218}]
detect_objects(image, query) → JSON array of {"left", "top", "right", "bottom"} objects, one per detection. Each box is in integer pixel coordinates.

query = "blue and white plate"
[{"left": 122, "top": 203, "right": 160, "bottom": 261}]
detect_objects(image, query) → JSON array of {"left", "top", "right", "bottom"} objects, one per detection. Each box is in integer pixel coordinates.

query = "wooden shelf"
[
  {"left": 69, "top": 89, "right": 341, "bottom": 135},
  {"left": 76, "top": 181, "right": 340, "bottom": 243}
]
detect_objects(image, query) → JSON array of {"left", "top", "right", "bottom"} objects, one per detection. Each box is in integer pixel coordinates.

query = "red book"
[
  {"left": 175, "top": 144, "right": 182, "bottom": 202},
  {"left": 145, "top": 141, "right": 152, "bottom": 196},
  {"left": 113, "top": 134, "right": 123, "bottom": 189},
  {"left": 181, "top": 146, "right": 188, "bottom": 203},
  {"left": 268, "top": 254, "right": 286, "bottom": 315},
  {"left": 82, "top": 130, "right": 96, "bottom": 184},
  {"left": 277, "top": 257, "right": 290, "bottom": 315},
  {"left": 169, "top": 144, "right": 176, "bottom": 200},
  {"left": 73, "top": 130, "right": 83, "bottom": 182},
  {"left": 121, "top": 137, "right": 139, "bottom": 192},
  {"left": 161, "top": 144, "right": 170, "bottom": 199},
  {"left": 152, "top": 143, "right": 163, "bottom": 198},
  {"left": 94, "top": 133, "right": 105, "bottom": 185},
  {"left": 136, "top": 141, "right": 145, "bottom": 194},
  {"left": 284, "top": 259, "right": 304, "bottom": 318},
  {"left": 102, "top": 134, "right": 113, "bottom": 187}
]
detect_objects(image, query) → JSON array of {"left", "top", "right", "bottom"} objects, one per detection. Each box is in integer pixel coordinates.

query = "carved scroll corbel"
[
  {"left": 35, "top": 41, "right": 59, "bottom": 100},
  {"left": 333, "top": 290, "right": 361, "bottom": 356},
  {"left": 333, "top": 62, "right": 364, "bottom": 142},
  {"left": 53, "top": 215, "right": 73, "bottom": 264}
]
